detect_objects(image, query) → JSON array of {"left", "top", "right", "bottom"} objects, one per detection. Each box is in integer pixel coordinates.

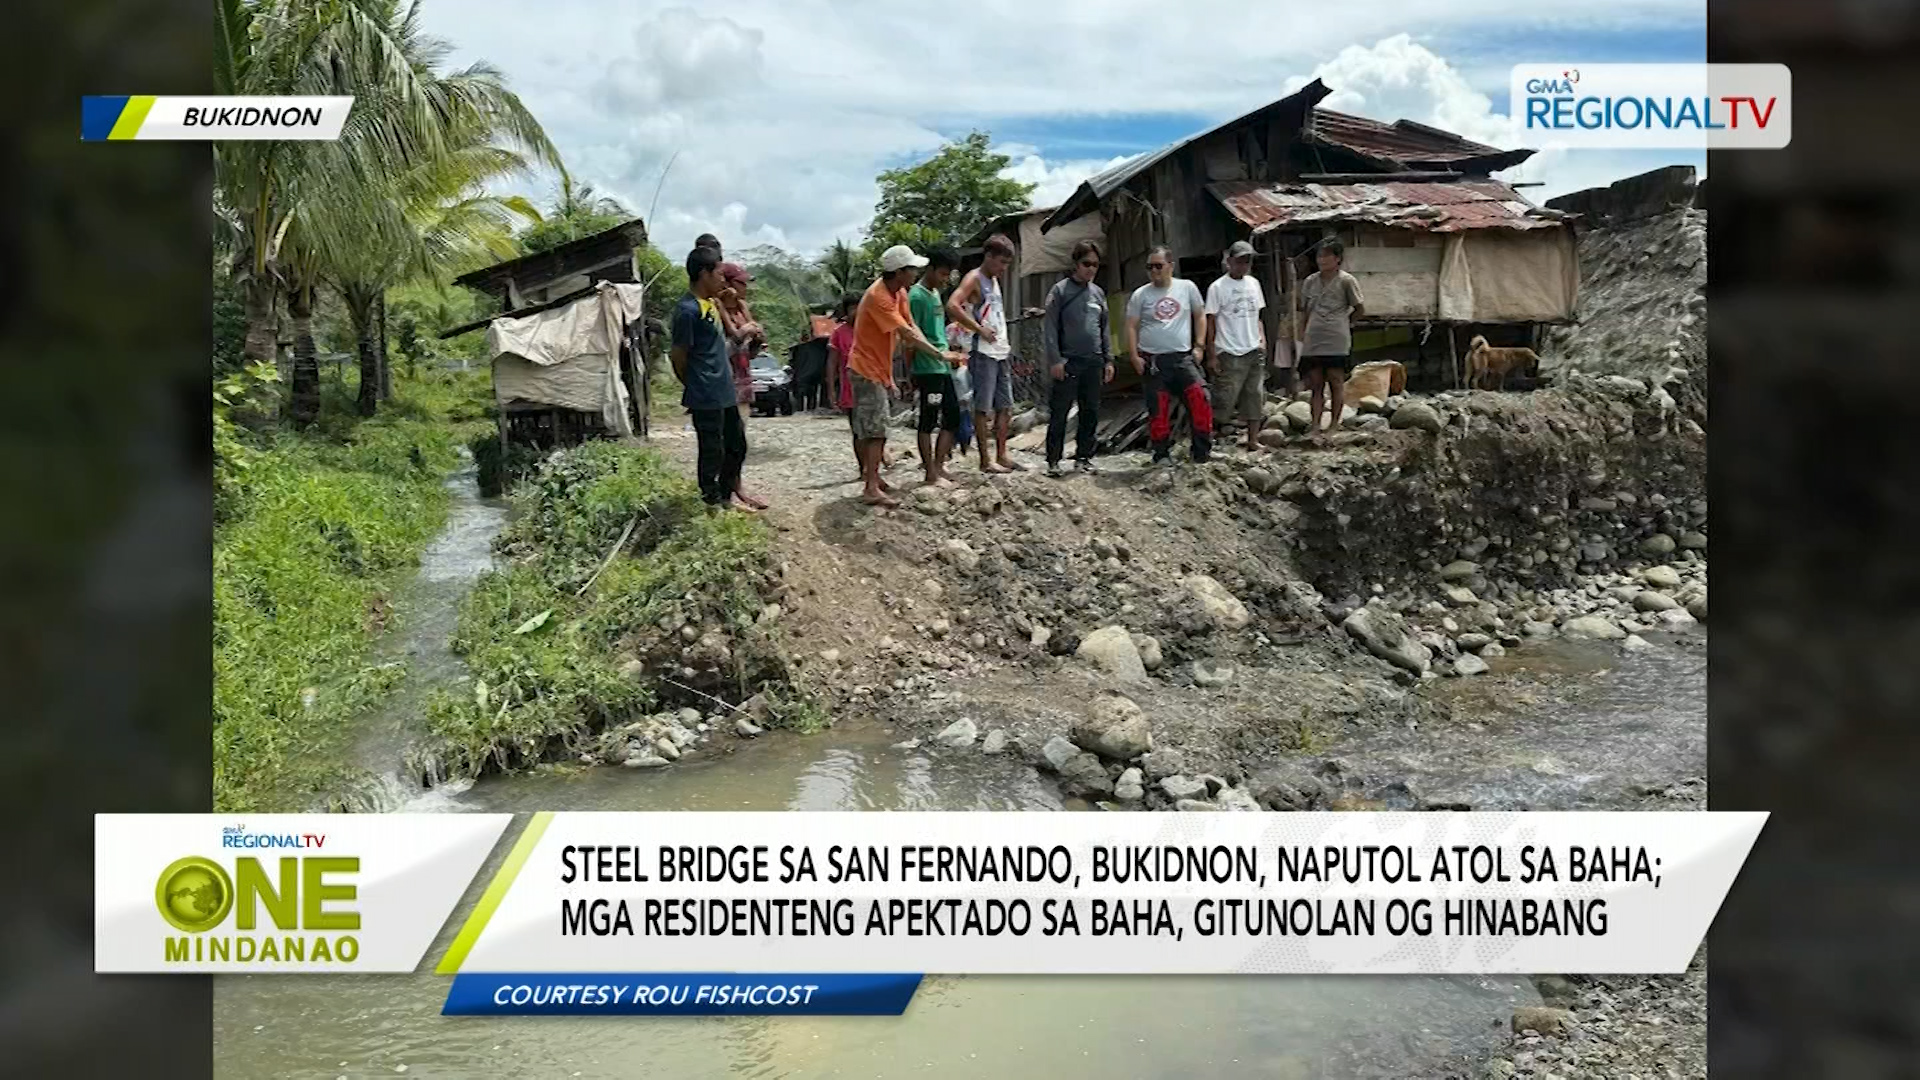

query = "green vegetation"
[
  {"left": 214, "top": 368, "right": 494, "bottom": 811},
  {"left": 866, "top": 131, "right": 1035, "bottom": 256},
  {"left": 423, "top": 443, "right": 804, "bottom": 778}
]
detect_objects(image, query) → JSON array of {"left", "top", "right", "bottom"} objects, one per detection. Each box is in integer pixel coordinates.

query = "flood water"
[{"left": 215, "top": 465, "right": 1709, "bottom": 1079}]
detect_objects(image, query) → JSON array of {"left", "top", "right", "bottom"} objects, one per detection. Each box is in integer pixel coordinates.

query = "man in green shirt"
[{"left": 906, "top": 248, "right": 968, "bottom": 486}]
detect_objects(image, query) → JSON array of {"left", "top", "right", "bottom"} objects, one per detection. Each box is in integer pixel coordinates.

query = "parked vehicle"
[{"left": 749, "top": 350, "right": 794, "bottom": 416}]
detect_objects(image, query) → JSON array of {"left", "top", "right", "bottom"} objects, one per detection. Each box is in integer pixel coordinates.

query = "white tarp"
[
  {"left": 1019, "top": 212, "right": 1106, "bottom": 276},
  {"left": 486, "top": 281, "right": 640, "bottom": 436}
]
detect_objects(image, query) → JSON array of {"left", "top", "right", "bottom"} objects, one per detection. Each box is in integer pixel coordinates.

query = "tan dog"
[{"left": 1466, "top": 335, "right": 1541, "bottom": 391}]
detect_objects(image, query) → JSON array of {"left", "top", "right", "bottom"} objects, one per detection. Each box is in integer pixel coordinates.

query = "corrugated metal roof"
[
  {"left": 1310, "top": 111, "right": 1504, "bottom": 164},
  {"left": 1207, "top": 179, "right": 1575, "bottom": 235}
]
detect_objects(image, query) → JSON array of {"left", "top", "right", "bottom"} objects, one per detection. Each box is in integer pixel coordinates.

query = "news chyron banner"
[
  {"left": 97, "top": 812, "right": 1764, "bottom": 1016},
  {"left": 81, "top": 96, "right": 352, "bottom": 140}
]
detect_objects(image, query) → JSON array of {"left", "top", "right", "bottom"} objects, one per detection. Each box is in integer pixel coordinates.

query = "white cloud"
[
  {"left": 995, "top": 144, "right": 1133, "bottom": 213},
  {"left": 418, "top": 0, "right": 1704, "bottom": 256}
]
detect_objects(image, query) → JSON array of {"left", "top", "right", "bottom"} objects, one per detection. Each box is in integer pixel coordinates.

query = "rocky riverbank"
[{"left": 1463, "top": 950, "right": 1709, "bottom": 1080}]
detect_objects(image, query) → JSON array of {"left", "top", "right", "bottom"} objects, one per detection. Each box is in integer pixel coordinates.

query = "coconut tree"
[
  {"left": 520, "top": 172, "right": 630, "bottom": 254},
  {"left": 820, "top": 238, "right": 869, "bottom": 299},
  {"left": 215, "top": 0, "right": 558, "bottom": 426}
]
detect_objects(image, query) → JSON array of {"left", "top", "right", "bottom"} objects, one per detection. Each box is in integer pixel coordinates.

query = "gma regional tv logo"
[
  {"left": 153, "top": 825, "right": 360, "bottom": 964},
  {"left": 82, "top": 95, "right": 351, "bottom": 141},
  {"left": 1510, "top": 63, "right": 1790, "bottom": 149}
]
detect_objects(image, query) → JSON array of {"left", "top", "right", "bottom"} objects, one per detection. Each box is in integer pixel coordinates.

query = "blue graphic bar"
[
  {"left": 443, "top": 973, "right": 923, "bottom": 1016},
  {"left": 81, "top": 96, "right": 130, "bottom": 141}
]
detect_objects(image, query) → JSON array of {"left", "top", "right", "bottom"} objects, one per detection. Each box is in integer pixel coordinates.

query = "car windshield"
[{"left": 750, "top": 353, "right": 782, "bottom": 373}]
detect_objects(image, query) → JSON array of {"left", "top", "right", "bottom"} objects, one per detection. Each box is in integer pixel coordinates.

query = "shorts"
[
  {"left": 849, "top": 374, "right": 891, "bottom": 441},
  {"left": 1299, "top": 354, "right": 1353, "bottom": 375},
  {"left": 969, "top": 347, "right": 1014, "bottom": 413},
  {"left": 913, "top": 371, "right": 962, "bottom": 434},
  {"left": 1214, "top": 348, "right": 1267, "bottom": 423}
]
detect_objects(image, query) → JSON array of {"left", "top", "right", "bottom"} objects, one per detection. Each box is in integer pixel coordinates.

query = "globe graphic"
[{"left": 156, "top": 858, "right": 232, "bottom": 932}]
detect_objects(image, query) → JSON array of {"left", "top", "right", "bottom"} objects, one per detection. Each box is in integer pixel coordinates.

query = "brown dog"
[{"left": 1466, "top": 335, "right": 1541, "bottom": 391}]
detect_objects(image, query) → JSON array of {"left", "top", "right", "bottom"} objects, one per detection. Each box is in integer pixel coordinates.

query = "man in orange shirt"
[{"left": 847, "top": 244, "right": 958, "bottom": 508}]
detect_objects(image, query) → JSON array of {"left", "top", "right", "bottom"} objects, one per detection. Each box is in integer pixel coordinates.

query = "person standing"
[
  {"left": 1041, "top": 240, "right": 1113, "bottom": 477},
  {"left": 1205, "top": 240, "right": 1269, "bottom": 452},
  {"left": 670, "top": 245, "right": 753, "bottom": 511},
  {"left": 1126, "top": 246, "right": 1212, "bottom": 465},
  {"left": 847, "top": 245, "right": 953, "bottom": 508},
  {"left": 713, "top": 261, "right": 770, "bottom": 508},
  {"left": 1297, "top": 239, "right": 1366, "bottom": 438},
  {"left": 946, "top": 233, "right": 1023, "bottom": 473},
  {"left": 907, "top": 249, "right": 969, "bottom": 487}
]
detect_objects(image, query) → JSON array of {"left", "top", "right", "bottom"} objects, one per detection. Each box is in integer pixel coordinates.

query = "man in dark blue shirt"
[{"left": 671, "top": 245, "right": 753, "bottom": 509}]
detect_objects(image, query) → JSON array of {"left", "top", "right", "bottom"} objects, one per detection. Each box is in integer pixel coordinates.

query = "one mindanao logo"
[
  {"left": 82, "top": 95, "right": 352, "bottom": 141},
  {"left": 1510, "top": 63, "right": 1790, "bottom": 149},
  {"left": 153, "top": 826, "right": 360, "bottom": 964}
]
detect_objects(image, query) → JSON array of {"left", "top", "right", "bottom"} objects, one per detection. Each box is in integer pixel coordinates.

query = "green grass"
[
  {"left": 424, "top": 442, "right": 807, "bottom": 778},
  {"left": 213, "top": 367, "right": 493, "bottom": 811}
]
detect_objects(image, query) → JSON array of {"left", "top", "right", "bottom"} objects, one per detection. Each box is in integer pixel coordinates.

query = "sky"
[{"left": 420, "top": 0, "right": 1706, "bottom": 259}]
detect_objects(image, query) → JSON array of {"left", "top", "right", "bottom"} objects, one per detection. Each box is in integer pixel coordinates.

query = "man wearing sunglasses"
[
  {"left": 1126, "top": 245, "right": 1212, "bottom": 465},
  {"left": 1041, "top": 240, "right": 1114, "bottom": 477}
]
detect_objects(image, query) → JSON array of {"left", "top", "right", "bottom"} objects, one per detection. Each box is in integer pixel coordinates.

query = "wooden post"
[{"left": 1446, "top": 326, "right": 1460, "bottom": 390}]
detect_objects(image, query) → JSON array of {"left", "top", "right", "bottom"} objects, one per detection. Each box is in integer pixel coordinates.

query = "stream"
[{"left": 216, "top": 463, "right": 1705, "bottom": 1079}]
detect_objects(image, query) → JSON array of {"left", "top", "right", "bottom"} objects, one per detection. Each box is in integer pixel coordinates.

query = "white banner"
[
  {"left": 1510, "top": 63, "right": 1790, "bottom": 149},
  {"left": 118, "top": 96, "right": 352, "bottom": 140},
  {"left": 95, "top": 814, "right": 511, "bottom": 972},
  {"left": 449, "top": 811, "right": 1764, "bottom": 975}
]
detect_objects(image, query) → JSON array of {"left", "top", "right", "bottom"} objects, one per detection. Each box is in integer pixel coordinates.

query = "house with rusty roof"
[{"left": 1007, "top": 78, "right": 1578, "bottom": 390}]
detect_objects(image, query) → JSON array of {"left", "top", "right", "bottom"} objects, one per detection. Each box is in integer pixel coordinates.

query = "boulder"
[
  {"left": 734, "top": 717, "right": 765, "bottom": 738},
  {"left": 940, "top": 538, "right": 981, "bottom": 571},
  {"left": 1159, "top": 775, "right": 1208, "bottom": 801},
  {"left": 936, "top": 717, "right": 979, "bottom": 748},
  {"left": 1054, "top": 750, "right": 1115, "bottom": 799},
  {"left": 1640, "top": 565, "right": 1683, "bottom": 589},
  {"left": 1453, "top": 652, "right": 1490, "bottom": 677},
  {"left": 1282, "top": 400, "right": 1315, "bottom": 432},
  {"left": 1633, "top": 590, "right": 1679, "bottom": 613},
  {"left": 1215, "top": 787, "right": 1264, "bottom": 812},
  {"left": 1439, "top": 560, "right": 1479, "bottom": 582},
  {"left": 1443, "top": 585, "right": 1479, "bottom": 607},
  {"left": 1456, "top": 632, "right": 1494, "bottom": 652},
  {"left": 1040, "top": 735, "right": 1082, "bottom": 773},
  {"left": 1686, "top": 596, "right": 1708, "bottom": 622},
  {"left": 1114, "top": 768, "right": 1145, "bottom": 802},
  {"left": 1640, "top": 533, "right": 1677, "bottom": 557},
  {"left": 1343, "top": 605, "right": 1433, "bottom": 674},
  {"left": 1071, "top": 692, "right": 1154, "bottom": 760},
  {"left": 1355, "top": 395, "right": 1388, "bottom": 415},
  {"left": 1243, "top": 467, "right": 1279, "bottom": 495},
  {"left": 1389, "top": 401, "right": 1444, "bottom": 434},
  {"left": 623, "top": 754, "right": 671, "bottom": 769},
  {"left": 1132, "top": 634, "right": 1164, "bottom": 671},
  {"left": 1182, "top": 575, "right": 1252, "bottom": 630},
  {"left": 981, "top": 729, "right": 1010, "bottom": 755},
  {"left": 1139, "top": 749, "right": 1186, "bottom": 780},
  {"left": 1560, "top": 615, "right": 1626, "bottom": 641},
  {"left": 1680, "top": 530, "right": 1708, "bottom": 550},
  {"left": 1075, "top": 625, "right": 1148, "bottom": 681},
  {"left": 1510, "top": 1006, "right": 1574, "bottom": 1037}
]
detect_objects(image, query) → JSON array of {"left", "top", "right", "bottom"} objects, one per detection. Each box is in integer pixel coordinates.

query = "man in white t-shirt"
[
  {"left": 1205, "top": 239, "right": 1269, "bottom": 452},
  {"left": 1125, "top": 245, "right": 1213, "bottom": 465}
]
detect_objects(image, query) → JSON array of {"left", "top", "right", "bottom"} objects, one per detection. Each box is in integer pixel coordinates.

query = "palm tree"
[
  {"left": 215, "top": 0, "right": 558, "bottom": 426},
  {"left": 519, "top": 171, "right": 630, "bottom": 254},
  {"left": 821, "top": 238, "right": 869, "bottom": 299}
]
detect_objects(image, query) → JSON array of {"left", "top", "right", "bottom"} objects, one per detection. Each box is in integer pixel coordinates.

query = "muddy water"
[
  {"left": 218, "top": 721, "right": 1532, "bottom": 1078},
  {"left": 217, "top": 464, "right": 1715, "bottom": 1079}
]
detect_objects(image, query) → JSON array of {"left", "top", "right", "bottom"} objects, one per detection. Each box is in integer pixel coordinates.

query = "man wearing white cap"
[
  {"left": 1206, "top": 239, "right": 1270, "bottom": 452},
  {"left": 845, "top": 244, "right": 959, "bottom": 508}
]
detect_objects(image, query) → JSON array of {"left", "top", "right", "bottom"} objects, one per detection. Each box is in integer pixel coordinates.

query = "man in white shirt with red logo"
[{"left": 1125, "top": 246, "right": 1212, "bottom": 465}]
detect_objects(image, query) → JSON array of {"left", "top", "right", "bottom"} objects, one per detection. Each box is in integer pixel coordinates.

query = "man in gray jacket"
[{"left": 1042, "top": 239, "right": 1113, "bottom": 476}]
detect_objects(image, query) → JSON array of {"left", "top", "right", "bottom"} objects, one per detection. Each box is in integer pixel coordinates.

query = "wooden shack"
[
  {"left": 442, "top": 219, "right": 655, "bottom": 446},
  {"left": 1037, "top": 80, "right": 1575, "bottom": 389}
]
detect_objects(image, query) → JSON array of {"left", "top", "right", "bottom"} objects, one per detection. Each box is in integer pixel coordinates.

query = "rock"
[
  {"left": 981, "top": 729, "right": 1009, "bottom": 755},
  {"left": 1282, "top": 400, "right": 1314, "bottom": 432},
  {"left": 1342, "top": 605, "right": 1433, "bottom": 674},
  {"left": 1356, "top": 394, "right": 1388, "bottom": 414},
  {"left": 1243, "top": 467, "right": 1279, "bottom": 495},
  {"left": 1056, "top": 750, "right": 1114, "bottom": 799},
  {"left": 1257, "top": 428, "right": 1289, "bottom": 448},
  {"left": 1215, "top": 787, "right": 1263, "bottom": 812},
  {"left": 1030, "top": 625, "right": 1052, "bottom": 649},
  {"left": 1040, "top": 735, "right": 1082, "bottom": 773},
  {"left": 734, "top": 718, "right": 765, "bottom": 738},
  {"left": 1580, "top": 542, "right": 1611, "bottom": 563},
  {"left": 1174, "top": 799, "right": 1218, "bottom": 812},
  {"left": 1088, "top": 536, "right": 1117, "bottom": 560},
  {"left": 1622, "top": 633, "right": 1655, "bottom": 652},
  {"left": 940, "top": 538, "right": 981, "bottom": 571},
  {"left": 936, "top": 718, "right": 979, "bottom": 748},
  {"left": 1389, "top": 401, "right": 1444, "bottom": 433},
  {"left": 623, "top": 754, "right": 670, "bottom": 769},
  {"left": 1248, "top": 768, "right": 1325, "bottom": 810},
  {"left": 1658, "top": 607, "right": 1697, "bottom": 627},
  {"left": 1456, "top": 632, "right": 1493, "bottom": 652},
  {"left": 1159, "top": 775, "right": 1208, "bottom": 801},
  {"left": 677, "top": 707, "right": 702, "bottom": 727},
  {"left": 1139, "top": 749, "right": 1186, "bottom": 780},
  {"left": 1482, "top": 1058, "right": 1517, "bottom": 1080},
  {"left": 653, "top": 739, "right": 681, "bottom": 761},
  {"left": 1072, "top": 692, "right": 1155, "bottom": 760},
  {"left": 1439, "top": 560, "right": 1479, "bottom": 582},
  {"left": 1510, "top": 1006, "right": 1573, "bottom": 1036},
  {"left": 1633, "top": 590, "right": 1679, "bottom": 612},
  {"left": 1181, "top": 575, "right": 1252, "bottom": 630},
  {"left": 1191, "top": 659, "right": 1234, "bottom": 687},
  {"left": 1599, "top": 374, "right": 1646, "bottom": 396},
  {"left": 1132, "top": 634, "right": 1164, "bottom": 671},
  {"left": 617, "top": 658, "right": 647, "bottom": 682},
  {"left": 922, "top": 579, "right": 945, "bottom": 600},
  {"left": 1686, "top": 596, "right": 1707, "bottom": 622},
  {"left": 1047, "top": 630, "right": 1079, "bottom": 657},
  {"left": 1561, "top": 615, "right": 1626, "bottom": 641},
  {"left": 758, "top": 603, "right": 782, "bottom": 625},
  {"left": 1114, "top": 774, "right": 1145, "bottom": 802},
  {"left": 1680, "top": 530, "right": 1708, "bottom": 550},
  {"left": 1640, "top": 533, "right": 1677, "bottom": 557},
  {"left": 1479, "top": 642, "right": 1507, "bottom": 658},
  {"left": 1453, "top": 652, "right": 1490, "bottom": 676},
  {"left": 1532, "top": 974, "right": 1582, "bottom": 1008},
  {"left": 1443, "top": 584, "right": 1479, "bottom": 606},
  {"left": 1640, "top": 565, "right": 1683, "bottom": 589},
  {"left": 1521, "top": 620, "right": 1557, "bottom": 639},
  {"left": 1076, "top": 625, "right": 1148, "bottom": 682}
]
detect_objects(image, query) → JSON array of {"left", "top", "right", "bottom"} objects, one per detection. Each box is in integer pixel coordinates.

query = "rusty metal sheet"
[{"left": 1207, "top": 178, "right": 1575, "bottom": 234}]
